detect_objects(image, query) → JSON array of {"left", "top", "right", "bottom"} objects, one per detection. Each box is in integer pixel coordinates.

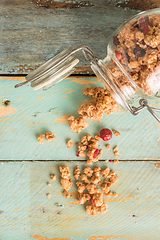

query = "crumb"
[
  {"left": 100, "top": 167, "right": 110, "bottom": 177},
  {"left": 86, "top": 183, "right": 99, "bottom": 194},
  {"left": 51, "top": 174, "right": 56, "bottom": 181},
  {"left": 80, "top": 174, "right": 90, "bottom": 184},
  {"left": 91, "top": 173, "right": 100, "bottom": 185},
  {"left": 63, "top": 190, "right": 71, "bottom": 199},
  {"left": 87, "top": 159, "right": 93, "bottom": 165},
  {"left": 106, "top": 144, "right": 111, "bottom": 150},
  {"left": 95, "top": 135, "right": 101, "bottom": 141},
  {"left": 47, "top": 182, "right": 51, "bottom": 187},
  {"left": 104, "top": 190, "right": 112, "bottom": 197},
  {"left": 59, "top": 166, "right": 70, "bottom": 179},
  {"left": 112, "top": 192, "right": 118, "bottom": 197},
  {"left": 110, "top": 174, "right": 119, "bottom": 185},
  {"left": 96, "top": 203, "right": 107, "bottom": 214},
  {"left": 113, "top": 160, "right": 119, "bottom": 164},
  {"left": 93, "top": 167, "right": 101, "bottom": 173},
  {"left": 47, "top": 193, "right": 51, "bottom": 198},
  {"left": 60, "top": 178, "right": 73, "bottom": 191},
  {"left": 68, "top": 115, "right": 89, "bottom": 133},
  {"left": 113, "top": 130, "right": 120, "bottom": 136},
  {"left": 105, "top": 159, "right": 109, "bottom": 162},
  {"left": 86, "top": 205, "right": 96, "bottom": 216},
  {"left": 101, "top": 183, "right": 110, "bottom": 194},
  {"left": 74, "top": 166, "right": 81, "bottom": 180},
  {"left": 38, "top": 134, "right": 45, "bottom": 144},
  {"left": 46, "top": 132, "right": 56, "bottom": 142},
  {"left": 78, "top": 193, "right": 91, "bottom": 205},
  {"left": 67, "top": 140, "right": 74, "bottom": 149},
  {"left": 92, "top": 193, "right": 103, "bottom": 207},
  {"left": 83, "top": 167, "right": 93, "bottom": 178}
]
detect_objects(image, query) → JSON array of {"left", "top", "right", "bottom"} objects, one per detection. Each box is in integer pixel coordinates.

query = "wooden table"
[{"left": 1, "top": 1, "right": 160, "bottom": 240}]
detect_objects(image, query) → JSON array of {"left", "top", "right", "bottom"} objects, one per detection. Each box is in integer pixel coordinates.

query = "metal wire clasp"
[{"left": 131, "top": 99, "right": 160, "bottom": 122}]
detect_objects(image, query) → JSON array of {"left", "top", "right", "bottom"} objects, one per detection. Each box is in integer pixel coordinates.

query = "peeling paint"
[
  {"left": 32, "top": 235, "right": 70, "bottom": 240},
  {"left": 154, "top": 162, "right": 160, "bottom": 168},
  {"left": 0, "top": 105, "right": 17, "bottom": 117},
  {"left": 31, "top": 0, "right": 93, "bottom": 9},
  {"left": 88, "top": 235, "right": 138, "bottom": 240},
  {"left": 70, "top": 77, "right": 99, "bottom": 86},
  {"left": 55, "top": 114, "right": 72, "bottom": 123}
]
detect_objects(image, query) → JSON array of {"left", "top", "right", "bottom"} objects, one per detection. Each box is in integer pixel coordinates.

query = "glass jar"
[{"left": 15, "top": 8, "right": 160, "bottom": 122}]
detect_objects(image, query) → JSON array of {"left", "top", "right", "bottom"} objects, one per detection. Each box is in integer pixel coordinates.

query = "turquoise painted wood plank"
[
  {"left": 1, "top": 77, "right": 160, "bottom": 160},
  {"left": 1, "top": 0, "right": 156, "bottom": 74},
  {"left": 0, "top": 161, "right": 160, "bottom": 240}
]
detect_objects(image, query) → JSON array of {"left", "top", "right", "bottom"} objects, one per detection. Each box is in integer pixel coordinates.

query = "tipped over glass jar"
[{"left": 15, "top": 8, "right": 160, "bottom": 122}]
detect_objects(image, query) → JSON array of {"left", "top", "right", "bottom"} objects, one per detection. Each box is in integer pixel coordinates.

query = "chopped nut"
[
  {"left": 101, "top": 167, "right": 110, "bottom": 177},
  {"left": 59, "top": 166, "right": 70, "bottom": 179},
  {"left": 110, "top": 174, "right": 119, "bottom": 185},
  {"left": 83, "top": 167, "right": 93, "bottom": 177},
  {"left": 47, "top": 193, "right": 51, "bottom": 198},
  {"left": 67, "top": 140, "right": 74, "bottom": 149},
  {"left": 86, "top": 205, "right": 96, "bottom": 216},
  {"left": 46, "top": 132, "right": 56, "bottom": 142},
  {"left": 47, "top": 182, "right": 51, "bottom": 187},
  {"left": 63, "top": 190, "right": 70, "bottom": 199},
  {"left": 106, "top": 144, "right": 111, "bottom": 150},
  {"left": 86, "top": 134, "right": 92, "bottom": 141},
  {"left": 60, "top": 178, "right": 73, "bottom": 191},
  {"left": 113, "top": 130, "right": 120, "bottom": 136},
  {"left": 51, "top": 174, "right": 56, "bottom": 181},
  {"left": 38, "top": 134, "right": 45, "bottom": 144},
  {"left": 113, "top": 146, "right": 119, "bottom": 152}
]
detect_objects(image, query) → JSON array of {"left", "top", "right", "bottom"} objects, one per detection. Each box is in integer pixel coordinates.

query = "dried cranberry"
[
  {"left": 133, "top": 46, "right": 146, "bottom": 58},
  {"left": 115, "top": 50, "right": 122, "bottom": 61},
  {"left": 93, "top": 149, "right": 100, "bottom": 159},
  {"left": 111, "top": 59, "right": 116, "bottom": 65},
  {"left": 113, "top": 35, "right": 120, "bottom": 46},
  {"left": 100, "top": 128, "right": 112, "bottom": 141},
  {"left": 76, "top": 152, "right": 79, "bottom": 157},
  {"left": 139, "top": 16, "right": 149, "bottom": 34},
  {"left": 91, "top": 198, "right": 95, "bottom": 206}
]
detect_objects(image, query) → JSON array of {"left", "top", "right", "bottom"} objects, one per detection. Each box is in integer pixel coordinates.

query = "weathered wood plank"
[
  {"left": 0, "top": 161, "right": 160, "bottom": 240},
  {"left": 1, "top": 0, "right": 160, "bottom": 74},
  {"left": 0, "top": 77, "right": 160, "bottom": 160}
]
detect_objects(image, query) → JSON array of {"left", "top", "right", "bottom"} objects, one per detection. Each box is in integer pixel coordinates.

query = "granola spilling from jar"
[
  {"left": 68, "top": 87, "right": 119, "bottom": 133},
  {"left": 110, "top": 14, "right": 160, "bottom": 95}
]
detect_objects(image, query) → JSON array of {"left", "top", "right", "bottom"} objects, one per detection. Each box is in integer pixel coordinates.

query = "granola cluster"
[
  {"left": 76, "top": 134, "right": 103, "bottom": 165},
  {"left": 73, "top": 165, "right": 119, "bottom": 216},
  {"left": 110, "top": 14, "right": 160, "bottom": 95},
  {"left": 59, "top": 166, "right": 73, "bottom": 198},
  {"left": 38, "top": 132, "right": 56, "bottom": 144},
  {"left": 68, "top": 87, "right": 119, "bottom": 133}
]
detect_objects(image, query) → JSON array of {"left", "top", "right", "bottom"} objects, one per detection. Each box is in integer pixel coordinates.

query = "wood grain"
[
  {"left": 1, "top": 76, "right": 160, "bottom": 160},
  {"left": 1, "top": 0, "right": 158, "bottom": 75},
  {"left": 0, "top": 161, "right": 159, "bottom": 240}
]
